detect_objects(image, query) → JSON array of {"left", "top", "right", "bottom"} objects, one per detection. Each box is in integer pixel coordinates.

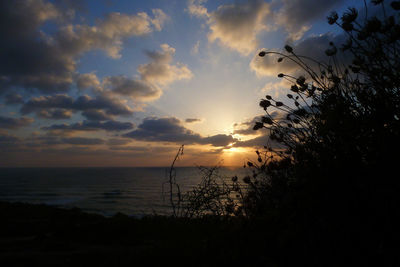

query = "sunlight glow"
[{"left": 226, "top": 146, "right": 239, "bottom": 152}]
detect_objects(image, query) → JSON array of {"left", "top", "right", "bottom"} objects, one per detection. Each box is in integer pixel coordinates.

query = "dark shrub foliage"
[
  {"left": 165, "top": 2, "right": 400, "bottom": 265},
  {"left": 248, "top": 1, "right": 400, "bottom": 265}
]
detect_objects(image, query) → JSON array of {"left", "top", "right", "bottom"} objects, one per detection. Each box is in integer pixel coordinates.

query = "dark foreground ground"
[
  {"left": 1, "top": 201, "right": 399, "bottom": 266},
  {"left": 0, "top": 202, "right": 274, "bottom": 267}
]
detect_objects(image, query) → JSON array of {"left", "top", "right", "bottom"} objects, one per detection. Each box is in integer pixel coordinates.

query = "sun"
[
  {"left": 226, "top": 144, "right": 239, "bottom": 152},
  {"left": 221, "top": 144, "right": 253, "bottom": 166}
]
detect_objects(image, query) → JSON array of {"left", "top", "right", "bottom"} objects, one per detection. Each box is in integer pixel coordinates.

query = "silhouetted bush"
[
  {"left": 250, "top": 0, "right": 400, "bottom": 211},
  {"left": 169, "top": 1, "right": 400, "bottom": 265},
  {"left": 242, "top": 1, "right": 400, "bottom": 264},
  {"left": 164, "top": 146, "right": 247, "bottom": 218}
]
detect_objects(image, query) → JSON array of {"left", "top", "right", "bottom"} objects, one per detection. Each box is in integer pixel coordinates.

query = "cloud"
[
  {"left": 43, "top": 120, "right": 134, "bottom": 132},
  {"left": 106, "top": 138, "right": 132, "bottom": 146},
  {"left": 123, "top": 117, "right": 236, "bottom": 147},
  {"left": 84, "top": 44, "right": 191, "bottom": 102},
  {"left": 208, "top": 0, "right": 271, "bottom": 55},
  {"left": 0, "top": 135, "right": 19, "bottom": 143},
  {"left": 21, "top": 94, "right": 133, "bottom": 118},
  {"left": 0, "top": 132, "right": 23, "bottom": 151},
  {"left": 7, "top": 133, "right": 105, "bottom": 148},
  {"left": 108, "top": 146, "right": 151, "bottom": 152},
  {"left": 138, "top": 44, "right": 193, "bottom": 86},
  {"left": 104, "top": 76, "right": 161, "bottom": 100},
  {"left": 232, "top": 112, "right": 287, "bottom": 148},
  {"left": 250, "top": 33, "right": 348, "bottom": 77},
  {"left": 233, "top": 135, "right": 268, "bottom": 148},
  {"left": 81, "top": 109, "right": 114, "bottom": 121},
  {"left": 4, "top": 93, "right": 24, "bottom": 105},
  {"left": 191, "top": 40, "right": 200, "bottom": 55},
  {"left": 0, "top": 0, "right": 73, "bottom": 93},
  {"left": 58, "top": 10, "right": 167, "bottom": 59},
  {"left": 0, "top": 116, "right": 34, "bottom": 129},
  {"left": 21, "top": 94, "right": 74, "bottom": 113},
  {"left": 187, "top": 0, "right": 348, "bottom": 55},
  {"left": 124, "top": 117, "right": 200, "bottom": 143},
  {"left": 0, "top": 0, "right": 69, "bottom": 93},
  {"left": 76, "top": 73, "right": 101, "bottom": 90},
  {"left": 150, "top": 9, "right": 169, "bottom": 31},
  {"left": 37, "top": 109, "right": 73, "bottom": 120},
  {"left": 187, "top": 0, "right": 209, "bottom": 18},
  {"left": 187, "top": 0, "right": 271, "bottom": 55},
  {"left": 185, "top": 118, "right": 203, "bottom": 123},
  {"left": 276, "top": 0, "right": 345, "bottom": 41},
  {"left": 260, "top": 79, "right": 292, "bottom": 98},
  {"left": 233, "top": 112, "right": 282, "bottom": 135},
  {"left": 61, "top": 137, "right": 105, "bottom": 145},
  {"left": 201, "top": 134, "right": 236, "bottom": 147},
  {"left": 0, "top": 0, "right": 167, "bottom": 93},
  {"left": 233, "top": 115, "right": 264, "bottom": 136}
]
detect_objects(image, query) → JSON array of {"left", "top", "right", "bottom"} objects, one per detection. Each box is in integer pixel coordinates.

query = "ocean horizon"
[{"left": 0, "top": 166, "right": 250, "bottom": 217}]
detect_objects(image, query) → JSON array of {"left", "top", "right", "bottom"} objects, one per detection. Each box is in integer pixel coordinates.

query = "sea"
[{"left": 0, "top": 167, "right": 250, "bottom": 217}]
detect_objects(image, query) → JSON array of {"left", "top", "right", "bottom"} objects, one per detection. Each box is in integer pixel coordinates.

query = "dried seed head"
[
  {"left": 341, "top": 7, "right": 358, "bottom": 24},
  {"left": 284, "top": 45, "right": 293, "bottom": 53},
  {"left": 327, "top": 11, "right": 338, "bottom": 25}
]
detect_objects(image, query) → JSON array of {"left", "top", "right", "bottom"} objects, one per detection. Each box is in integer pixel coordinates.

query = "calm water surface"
[{"left": 0, "top": 167, "right": 249, "bottom": 217}]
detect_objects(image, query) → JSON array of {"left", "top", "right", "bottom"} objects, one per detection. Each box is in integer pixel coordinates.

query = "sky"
[{"left": 0, "top": 0, "right": 365, "bottom": 167}]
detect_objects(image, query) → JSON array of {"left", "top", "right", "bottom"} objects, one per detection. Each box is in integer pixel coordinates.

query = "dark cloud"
[
  {"left": 61, "top": 137, "right": 105, "bottom": 145},
  {"left": 103, "top": 44, "right": 192, "bottom": 102},
  {"left": 233, "top": 135, "right": 268, "bottom": 148},
  {"left": 233, "top": 135, "right": 282, "bottom": 149},
  {"left": 4, "top": 93, "right": 24, "bottom": 105},
  {"left": 76, "top": 73, "right": 101, "bottom": 90},
  {"left": 0, "top": 116, "right": 33, "bottom": 129},
  {"left": 106, "top": 138, "right": 132, "bottom": 146},
  {"left": 20, "top": 94, "right": 74, "bottom": 113},
  {"left": 43, "top": 120, "right": 134, "bottom": 132},
  {"left": 81, "top": 109, "right": 114, "bottom": 121},
  {"left": 123, "top": 117, "right": 236, "bottom": 147},
  {"left": 108, "top": 145, "right": 176, "bottom": 154},
  {"left": 137, "top": 44, "right": 192, "bottom": 86},
  {"left": 232, "top": 112, "right": 289, "bottom": 148},
  {"left": 201, "top": 134, "right": 236, "bottom": 147},
  {"left": 72, "top": 95, "right": 133, "bottom": 116},
  {"left": 37, "top": 109, "right": 72, "bottom": 120},
  {"left": 0, "top": 133, "right": 20, "bottom": 142},
  {"left": 0, "top": 0, "right": 167, "bottom": 93},
  {"left": 0, "top": 133, "right": 21, "bottom": 149},
  {"left": 0, "top": 0, "right": 73, "bottom": 93},
  {"left": 109, "top": 146, "right": 151, "bottom": 152},
  {"left": 11, "top": 134, "right": 105, "bottom": 147},
  {"left": 250, "top": 33, "right": 348, "bottom": 77},
  {"left": 27, "top": 135, "right": 63, "bottom": 146},
  {"left": 277, "top": 0, "right": 345, "bottom": 40},
  {"left": 21, "top": 94, "right": 133, "bottom": 118},
  {"left": 124, "top": 117, "right": 201, "bottom": 143},
  {"left": 233, "top": 115, "right": 264, "bottom": 136},
  {"left": 104, "top": 76, "right": 161, "bottom": 100},
  {"left": 185, "top": 118, "right": 202, "bottom": 123},
  {"left": 233, "top": 112, "right": 282, "bottom": 135}
]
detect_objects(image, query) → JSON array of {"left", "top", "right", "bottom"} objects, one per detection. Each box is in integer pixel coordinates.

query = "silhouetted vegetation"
[
  {"left": 246, "top": 1, "right": 400, "bottom": 265},
  {"left": 164, "top": 145, "right": 247, "bottom": 218},
  {"left": 168, "top": 1, "right": 400, "bottom": 265}
]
